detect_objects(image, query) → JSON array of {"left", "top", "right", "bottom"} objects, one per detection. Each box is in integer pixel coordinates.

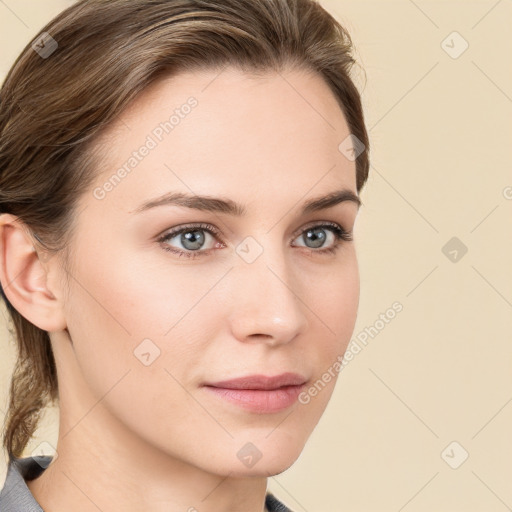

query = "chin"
[
  {"left": 223, "top": 458, "right": 299, "bottom": 478},
  {"left": 217, "top": 442, "right": 305, "bottom": 478},
  {"left": 258, "top": 456, "right": 298, "bottom": 476}
]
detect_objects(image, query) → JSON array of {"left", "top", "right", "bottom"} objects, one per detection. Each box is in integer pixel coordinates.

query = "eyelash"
[{"left": 157, "top": 221, "right": 353, "bottom": 260}]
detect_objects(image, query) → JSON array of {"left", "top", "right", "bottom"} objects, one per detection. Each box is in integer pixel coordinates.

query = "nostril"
[{"left": 248, "top": 333, "right": 273, "bottom": 340}]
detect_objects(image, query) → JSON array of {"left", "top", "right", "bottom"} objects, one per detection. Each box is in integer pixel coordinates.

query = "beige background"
[{"left": 1, "top": 1, "right": 511, "bottom": 511}]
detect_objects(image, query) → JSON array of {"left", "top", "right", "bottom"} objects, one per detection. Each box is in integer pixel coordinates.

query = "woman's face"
[{"left": 52, "top": 66, "right": 361, "bottom": 476}]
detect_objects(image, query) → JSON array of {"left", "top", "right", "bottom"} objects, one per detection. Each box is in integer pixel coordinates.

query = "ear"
[{"left": 0, "top": 213, "right": 67, "bottom": 332}]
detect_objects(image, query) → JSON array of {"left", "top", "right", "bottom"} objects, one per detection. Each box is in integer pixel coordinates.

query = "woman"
[{"left": 0, "top": 0, "right": 370, "bottom": 510}]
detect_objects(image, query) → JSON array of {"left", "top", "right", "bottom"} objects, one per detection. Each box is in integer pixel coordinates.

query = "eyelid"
[
  {"left": 157, "top": 222, "right": 221, "bottom": 241},
  {"left": 291, "top": 220, "right": 344, "bottom": 239}
]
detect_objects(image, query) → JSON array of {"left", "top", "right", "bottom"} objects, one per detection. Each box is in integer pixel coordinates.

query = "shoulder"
[{"left": 0, "top": 455, "right": 52, "bottom": 511}]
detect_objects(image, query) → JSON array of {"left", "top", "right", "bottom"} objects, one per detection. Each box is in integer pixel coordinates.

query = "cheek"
[
  {"left": 335, "top": 262, "right": 360, "bottom": 348},
  {"left": 67, "top": 246, "right": 212, "bottom": 338},
  {"left": 301, "top": 254, "right": 359, "bottom": 402},
  {"left": 62, "top": 262, "right": 205, "bottom": 446},
  {"left": 298, "top": 279, "right": 359, "bottom": 426},
  {"left": 62, "top": 248, "right": 225, "bottom": 395},
  {"left": 311, "top": 252, "right": 360, "bottom": 351}
]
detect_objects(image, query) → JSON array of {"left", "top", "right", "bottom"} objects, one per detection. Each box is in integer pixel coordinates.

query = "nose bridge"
[{"left": 228, "top": 236, "right": 309, "bottom": 344}]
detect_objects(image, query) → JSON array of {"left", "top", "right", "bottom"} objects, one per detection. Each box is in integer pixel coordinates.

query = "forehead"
[{"left": 84, "top": 66, "right": 357, "bottom": 213}]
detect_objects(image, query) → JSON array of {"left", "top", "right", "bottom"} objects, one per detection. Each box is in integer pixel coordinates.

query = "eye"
[
  {"left": 291, "top": 222, "right": 353, "bottom": 256},
  {"left": 158, "top": 223, "right": 222, "bottom": 259}
]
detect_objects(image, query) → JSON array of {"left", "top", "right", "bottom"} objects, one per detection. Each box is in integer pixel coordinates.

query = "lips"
[{"left": 202, "top": 372, "right": 307, "bottom": 413}]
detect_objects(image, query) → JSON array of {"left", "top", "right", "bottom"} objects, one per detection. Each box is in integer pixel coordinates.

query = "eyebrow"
[{"left": 131, "top": 188, "right": 361, "bottom": 216}]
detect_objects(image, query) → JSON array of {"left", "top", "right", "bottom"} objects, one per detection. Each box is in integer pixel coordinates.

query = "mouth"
[{"left": 202, "top": 372, "right": 308, "bottom": 413}]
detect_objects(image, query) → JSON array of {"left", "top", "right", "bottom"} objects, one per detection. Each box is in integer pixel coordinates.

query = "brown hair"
[{"left": 0, "top": 0, "right": 370, "bottom": 461}]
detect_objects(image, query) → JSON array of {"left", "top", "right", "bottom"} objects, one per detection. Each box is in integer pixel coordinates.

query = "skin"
[{"left": 0, "top": 66, "right": 361, "bottom": 512}]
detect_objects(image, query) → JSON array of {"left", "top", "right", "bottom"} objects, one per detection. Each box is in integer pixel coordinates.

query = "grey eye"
[
  {"left": 297, "top": 227, "right": 333, "bottom": 249},
  {"left": 163, "top": 229, "right": 216, "bottom": 252},
  {"left": 179, "top": 230, "right": 206, "bottom": 250}
]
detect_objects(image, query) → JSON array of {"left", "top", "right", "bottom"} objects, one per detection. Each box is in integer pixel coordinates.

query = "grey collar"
[
  {"left": 0, "top": 455, "right": 51, "bottom": 511},
  {"left": 0, "top": 455, "right": 293, "bottom": 511}
]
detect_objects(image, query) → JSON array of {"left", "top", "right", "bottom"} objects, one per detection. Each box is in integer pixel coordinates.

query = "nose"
[{"left": 227, "top": 246, "right": 309, "bottom": 347}]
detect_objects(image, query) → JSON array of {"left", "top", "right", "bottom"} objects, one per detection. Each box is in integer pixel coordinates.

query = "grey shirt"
[{"left": 0, "top": 455, "right": 292, "bottom": 511}]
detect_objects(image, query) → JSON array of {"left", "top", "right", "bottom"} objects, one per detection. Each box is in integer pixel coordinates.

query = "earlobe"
[{"left": 0, "top": 213, "right": 67, "bottom": 332}]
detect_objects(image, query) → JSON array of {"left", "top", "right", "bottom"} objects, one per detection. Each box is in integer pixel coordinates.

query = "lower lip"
[{"left": 203, "top": 384, "right": 306, "bottom": 413}]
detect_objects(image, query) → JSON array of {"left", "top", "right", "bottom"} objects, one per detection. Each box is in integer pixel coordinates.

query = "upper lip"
[{"left": 204, "top": 372, "right": 307, "bottom": 390}]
